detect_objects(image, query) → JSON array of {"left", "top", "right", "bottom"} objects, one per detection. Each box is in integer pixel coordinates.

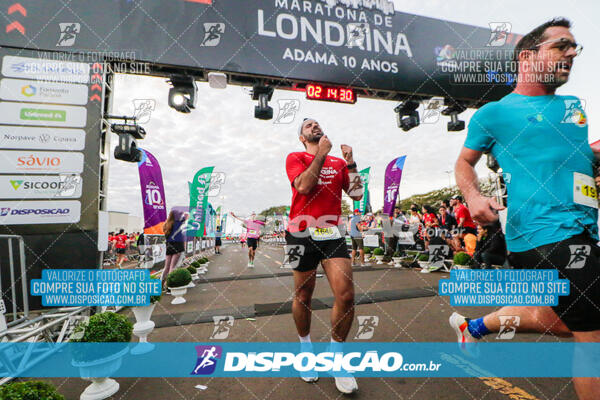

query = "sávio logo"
[
  {"left": 210, "top": 316, "right": 234, "bottom": 339},
  {"left": 0, "top": 208, "right": 10, "bottom": 217},
  {"left": 17, "top": 155, "right": 61, "bottom": 168},
  {"left": 21, "top": 85, "right": 36, "bottom": 97},
  {"left": 191, "top": 345, "right": 222, "bottom": 375},
  {"left": 496, "top": 315, "right": 520, "bottom": 340},
  {"left": 354, "top": 316, "right": 379, "bottom": 340},
  {"left": 200, "top": 23, "right": 225, "bottom": 47}
]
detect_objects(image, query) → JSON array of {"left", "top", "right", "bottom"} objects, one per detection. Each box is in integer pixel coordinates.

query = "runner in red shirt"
[
  {"left": 285, "top": 118, "right": 362, "bottom": 394},
  {"left": 113, "top": 229, "right": 130, "bottom": 269}
]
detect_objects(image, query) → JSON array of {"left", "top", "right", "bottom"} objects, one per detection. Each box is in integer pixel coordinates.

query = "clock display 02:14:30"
[{"left": 305, "top": 84, "right": 356, "bottom": 104}]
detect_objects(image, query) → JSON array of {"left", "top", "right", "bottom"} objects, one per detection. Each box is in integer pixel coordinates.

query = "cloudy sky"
[{"left": 107, "top": 0, "right": 599, "bottom": 229}]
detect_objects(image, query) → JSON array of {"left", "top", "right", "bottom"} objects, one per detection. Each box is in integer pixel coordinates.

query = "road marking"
[{"left": 479, "top": 377, "right": 540, "bottom": 400}]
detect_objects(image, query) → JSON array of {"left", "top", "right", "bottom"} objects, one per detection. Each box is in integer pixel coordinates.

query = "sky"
[{"left": 106, "top": 0, "right": 600, "bottom": 231}]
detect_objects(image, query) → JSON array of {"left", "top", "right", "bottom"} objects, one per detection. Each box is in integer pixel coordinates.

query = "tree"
[
  {"left": 341, "top": 200, "right": 351, "bottom": 216},
  {"left": 258, "top": 205, "right": 289, "bottom": 216}
]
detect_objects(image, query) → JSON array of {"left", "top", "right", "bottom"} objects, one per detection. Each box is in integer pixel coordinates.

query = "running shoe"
[
  {"left": 248, "top": 261, "right": 254, "bottom": 268},
  {"left": 449, "top": 312, "right": 479, "bottom": 357},
  {"left": 333, "top": 375, "right": 358, "bottom": 394}
]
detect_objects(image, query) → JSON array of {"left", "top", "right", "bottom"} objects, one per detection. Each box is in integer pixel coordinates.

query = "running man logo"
[
  {"left": 133, "top": 99, "right": 156, "bottom": 124},
  {"left": 56, "top": 23, "right": 80, "bottom": 47},
  {"left": 566, "top": 245, "right": 591, "bottom": 269},
  {"left": 207, "top": 172, "right": 226, "bottom": 196},
  {"left": 428, "top": 245, "right": 449, "bottom": 267},
  {"left": 346, "top": 23, "right": 369, "bottom": 49},
  {"left": 210, "top": 315, "right": 234, "bottom": 339},
  {"left": 487, "top": 22, "right": 512, "bottom": 47},
  {"left": 346, "top": 173, "right": 364, "bottom": 197},
  {"left": 274, "top": 99, "right": 300, "bottom": 124},
  {"left": 0, "top": 208, "right": 10, "bottom": 216},
  {"left": 497, "top": 315, "right": 520, "bottom": 339},
  {"left": 283, "top": 244, "right": 305, "bottom": 268},
  {"left": 191, "top": 345, "right": 222, "bottom": 375},
  {"left": 200, "top": 23, "right": 225, "bottom": 47},
  {"left": 561, "top": 99, "right": 587, "bottom": 127},
  {"left": 57, "top": 174, "right": 82, "bottom": 197},
  {"left": 354, "top": 316, "right": 379, "bottom": 339}
]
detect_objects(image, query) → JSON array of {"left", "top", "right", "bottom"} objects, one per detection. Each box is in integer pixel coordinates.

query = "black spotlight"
[
  {"left": 168, "top": 76, "right": 197, "bottom": 113},
  {"left": 394, "top": 100, "right": 420, "bottom": 131},
  {"left": 111, "top": 121, "right": 146, "bottom": 162},
  {"left": 442, "top": 101, "right": 467, "bottom": 132},
  {"left": 252, "top": 84, "right": 274, "bottom": 120}
]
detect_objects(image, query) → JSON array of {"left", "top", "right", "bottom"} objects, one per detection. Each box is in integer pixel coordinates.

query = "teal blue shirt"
[{"left": 464, "top": 92, "right": 597, "bottom": 252}]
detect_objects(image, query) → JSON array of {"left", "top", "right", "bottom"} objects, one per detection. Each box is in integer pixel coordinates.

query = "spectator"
[
  {"left": 421, "top": 204, "right": 440, "bottom": 251},
  {"left": 442, "top": 199, "right": 453, "bottom": 217},
  {"left": 408, "top": 205, "right": 421, "bottom": 225},
  {"left": 450, "top": 195, "right": 477, "bottom": 251},
  {"left": 162, "top": 208, "right": 188, "bottom": 290},
  {"left": 349, "top": 209, "right": 367, "bottom": 266},
  {"left": 438, "top": 205, "right": 457, "bottom": 233},
  {"left": 473, "top": 222, "right": 507, "bottom": 268}
]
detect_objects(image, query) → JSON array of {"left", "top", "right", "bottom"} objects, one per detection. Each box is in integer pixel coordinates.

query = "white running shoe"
[
  {"left": 248, "top": 261, "right": 254, "bottom": 268},
  {"left": 301, "top": 373, "right": 319, "bottom": 383},
  {"left": 334, "top": 375, "right": 358, "bottom": 394},
  {"left": 449, "top": 312, "right": 479, "bottom": 357}
]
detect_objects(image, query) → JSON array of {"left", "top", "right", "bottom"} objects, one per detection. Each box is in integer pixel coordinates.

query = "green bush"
[
  {"left": 71, "top": 312, "right": 133, "bottom": 343},
  {"left": 167, "top": 268, "right": 192, "bottom": 288},
  {"left": 0, "top": 381, "right": 64, "bottom": 400},
  {"left": 382, "top": 255, "right": 392, "bottom": 262},
  {"left": 418, "top": 253, "right": 430, "bottom": 262},
  {"left": 373, "top": 248, "right": 384, "bottom": 256},
  {"left": 453, "top": 252, "right": 472, "bottom": 265},
  {"left": 199, "top": 257, "right": 208, "bottom": 264},
  {"left": 187, "top": 265, "right": 197, "bottom": 274},
  {"left": 191, "top": 261, "right": 202, "bottom": 268},
  {"left": 150, "top": 276, "right": 162, "bottom": 304},
  {"left": 363, "top": 247, "right": 372, "bottom": 254}
]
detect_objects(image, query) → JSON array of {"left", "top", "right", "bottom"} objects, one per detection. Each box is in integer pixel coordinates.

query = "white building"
[{"left": 108, "top": 211, "right": 143, "bottom": 234}]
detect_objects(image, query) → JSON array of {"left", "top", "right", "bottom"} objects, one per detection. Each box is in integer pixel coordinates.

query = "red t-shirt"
[
  {"left": 454, "top": 204, "right": 476, "bottom": 229},
  {"left": 114, "top": 234, "right": 128, "bottom": 249},
  {"left": 286, "top": 152, "right": 349, "bottom": 232},
  {"left": 422, "top": 213, "right": 439, "bottom": 227}
]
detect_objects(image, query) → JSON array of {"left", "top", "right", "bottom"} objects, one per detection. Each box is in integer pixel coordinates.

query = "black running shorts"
[
  {"left": 285, "top": 230, "right": 350, "bottom": 272},
  {"left": 509, "top": 233, "right": 600, "bottom": 332},
  {"left": 247, "top": 237, "right": 258, "bottom": 250}
]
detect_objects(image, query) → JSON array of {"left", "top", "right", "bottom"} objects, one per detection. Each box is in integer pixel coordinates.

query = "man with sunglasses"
[{"left": 450, "top": 18, "right": 599, "bottom": 399}]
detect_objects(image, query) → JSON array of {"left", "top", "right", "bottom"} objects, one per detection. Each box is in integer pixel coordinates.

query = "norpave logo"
[{"left": 20, "top": 108, "right": 66, "bottom": 122}]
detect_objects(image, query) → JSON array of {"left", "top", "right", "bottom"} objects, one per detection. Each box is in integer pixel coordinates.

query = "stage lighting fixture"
[
  {"left": 168, "top": 76, "right": 197, "bottom": 113},
  {"left": 252, "top": 84, "right": 274, "bottom": 120},
  {"left": 394, "top": 100, "right": 420, "bottom": 131},
  {"left": 110, "top": 118, "right": 146, "bottom": 163},
  {"left": 442, "top": 102, "right": 467, "bottom": 132}
]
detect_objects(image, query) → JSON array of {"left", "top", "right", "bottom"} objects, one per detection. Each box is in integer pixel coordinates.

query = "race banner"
[
  {"left": 188, "top": 166, "right": 214, "bottom": 238},
  {"left": 220, "top": 213, "right": 228, "bottom": 234},
  {"left": 353, "top": 167, "right": 371, "bottom": 214},
  {"left": 137, "top": 149, "right": 167, "bottom": 234},
  {"left": 205, "top": 203, "right": 216, "bottom": 237},
  {"left": 383, "top": 156, "right": 407, "bottom": 216}
]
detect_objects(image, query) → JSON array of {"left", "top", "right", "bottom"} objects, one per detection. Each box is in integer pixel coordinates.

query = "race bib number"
[
  {"left": 363, "top": 235, "right": 379, "bottom": 247},
  {"left": 309, "top": 227, "right": 341, "bottom": 241},
  {"left": 249, "top": 229, "right": 258, "bottom": 235},
  {"left": 573, "top": 172, "right": 598, "bottom": 208}
]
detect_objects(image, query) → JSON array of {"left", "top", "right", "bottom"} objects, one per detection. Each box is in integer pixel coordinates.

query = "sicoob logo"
[{"left": 191, "top": 345, "right": 222, "bottom": 375}]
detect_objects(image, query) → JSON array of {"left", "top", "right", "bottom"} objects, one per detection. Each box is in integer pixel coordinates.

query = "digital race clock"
[{"left": 305, "top": 83, "right": 356, "bottom": 104}]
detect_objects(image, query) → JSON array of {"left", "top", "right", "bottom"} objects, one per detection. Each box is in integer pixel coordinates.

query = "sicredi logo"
[
  {"left": 0, "top": 126, "right": 86, "bottom": 151},
  {"left": 0, "top": 200, "right": 81, "bottom": 225}
]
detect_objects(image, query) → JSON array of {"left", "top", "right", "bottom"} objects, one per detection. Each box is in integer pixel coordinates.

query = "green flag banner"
[
  {"left": 188, "top": 166, "right": 214, "bottom": 238},
  {"left": 353, "top": 167, "right": 371, "bottom": 214}
]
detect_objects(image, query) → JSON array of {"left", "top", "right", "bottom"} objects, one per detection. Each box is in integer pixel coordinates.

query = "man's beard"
[{"left": 305, "top": 132, "right": 323, "bottom": 143}]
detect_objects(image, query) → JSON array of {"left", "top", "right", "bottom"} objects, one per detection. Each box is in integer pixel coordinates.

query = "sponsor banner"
[
  {"left": 0, "top": 342, "right": 599, "bottom": 378},
  {"left": 0, "top": 78, "right": 88, "bottom": 105},
  {"left": 0, "top": 126, "right": 85, "bottom": 150},
  {"left": 188, "top": 166, "right": 214, "bottom": 238},
  {"left": 0, "top": 200, "right": 81, "bottom": 225},
  {"left": 383, "top": 156, "right": 406, "bottom": 216},
  {"left": 0, "top": 174, "right": 83, "bottom": 199},
  {"left": 0, "top": 102, "right": 87, "bottom": 127},
  {"left": 0, "top": 150, "right": 84, "bottom": 173},
  {"left": 353, "top": 167, "right": 370, "bottom": 214},
  {"left": 137, "top": 149, "right": 167, "bottom": 234},
  {"left": 1, "top": 55, "right": 90, "bottom": 84}
]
